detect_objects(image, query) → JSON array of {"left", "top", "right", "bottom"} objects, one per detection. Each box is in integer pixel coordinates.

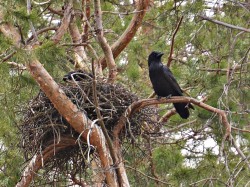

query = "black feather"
[{"left": 148, "top": 51, "right": 194, "bottom": 119}]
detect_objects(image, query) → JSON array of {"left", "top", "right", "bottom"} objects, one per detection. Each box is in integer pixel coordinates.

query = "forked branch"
[
  {"left": 100, "top": 0, "right": 150, "bottom": 69},
  {"left": 113, "top": 96, "right": 231, "bottom": 149},
  {"left": 16, "top": 137, "right": 77, "bottom": 187},
  {"left": 93, "top": 0, "right": 117, "bottom": 82},
  {"left": 167, "top": 16, "right": 184, "bottom": 67},
  {"left": 52, "top": 0, "right": 73, "bottom": 44}
]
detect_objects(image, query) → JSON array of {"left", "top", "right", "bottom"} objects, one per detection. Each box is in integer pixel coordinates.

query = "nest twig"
[{"left": 20, "top": 73, "right": 162, "bottom": 183}]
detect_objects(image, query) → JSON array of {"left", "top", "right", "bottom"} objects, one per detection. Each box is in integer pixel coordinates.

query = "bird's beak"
[{"left": 157, "top": 52, "right": 164, "bottom": 57}]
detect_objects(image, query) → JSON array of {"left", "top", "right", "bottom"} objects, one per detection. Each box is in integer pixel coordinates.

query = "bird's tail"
[{"left": 173, "top": 103, "right": 194, "bottom": 119}]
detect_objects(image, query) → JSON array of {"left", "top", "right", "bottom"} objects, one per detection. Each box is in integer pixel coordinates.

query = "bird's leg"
[
  {"left": 157, "top": 95, "right": 162, "bottom": 100},
  {"left": 165, "top": 94, "right": 172, "bottom": 99}
]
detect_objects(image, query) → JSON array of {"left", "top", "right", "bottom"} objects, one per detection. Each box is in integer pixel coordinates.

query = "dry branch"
[
  {"left": 0, "top": 9, "right": 22, "bottom": 47},
  {"left": 52, "top": 1, "right": 73, "bottom": 44},
  {"left": 26, "top": 26, "right": 58, "bottom": 44},
  {"left": 26, "top": 58, "right": 118, "bottom": 186},
  {"left": 93, "top": 0, "right": 117, "bottom": 82},
  {"left": 16, "top": 137, "right": 77, "bottom": 187},
  {"left": 100, "top": 0, "right": 150, "bottom": 69},
  {"left": 82, "top": 0, "right": 91, "bottom": 43},
  {"left": 113, "top": 96, "right": 231, "bottom": 150},
  {"left": 69, "top": 21, "right": 88, "bottom": 69},
  {"left": 167, "top": 16, "right": 184, "bottom": 67},
  {"left": 199, "top": 14, "right": 250, "bottom": 33}
]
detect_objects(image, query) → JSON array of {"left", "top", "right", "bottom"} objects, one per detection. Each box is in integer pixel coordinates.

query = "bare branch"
[
  {"left": 159, "top": 96, "right": 207, "bottom": 122},
  {"left": 231, "top": 126, "right": 250, "bottom": 133},
  {"left": 52, "top": 1, "right": 73, "bottom": 44},
  {"left": 1, "top": 51, "right": 17, "bottom": 63},
  {"left": 27, "top": 57, "right": 118, "bottom": 187},
  {"left": 189, "top": 177, "right": 228, "bottom": 186},
  {"left": 82, "top": 0, "right": 91, "bottom": 43},
  {"left": 199, "top": 15, "right": 250, "bottom": 33},
  {"left": 69, "top": 21, "right": 88, "bottom": 69},
  {"left": 33, "top": 0, "right": 51, "bottom": 6},
  {"left": 144, "top": 135, "right": 159, "bottom": 182},
  {"left": 113, "top": 96, "right": 231, "bottom": 149},
  {"left": 16, "top": 137, "right": 77, "bottom": 187},
  {"left": 230, "top": 135, "right": 250, "bottom": 170},
  {"left": 93, "top": 0, "right": 117, "bottom": 82},
  {"left": 102, "top": 10, "right": 146, "bottom": 15},
  {"left": 167, "top": 16, "right": 184, "bottom": 67},
  {"left": 47, "top": 6, "right": 63, "bottom": 16},
  {"left": 91, "top": 60, "right": 117, "bottom": 169},
  {"left": 126, "top": 165, "right": 170, "bottom": 185},
  {"left": 26, "top": 26, "right": 58, "bottom": 44},
  {"left": 27, "top": 0, "right": 39, "bottom": 44},
  {"left": 100, "top": 0, "right": 150, "bottom": 69},
  {"left": 7, "top": 61, "right": 27, "bottom": 70}
]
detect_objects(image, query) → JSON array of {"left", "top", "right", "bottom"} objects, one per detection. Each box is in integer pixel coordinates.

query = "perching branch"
[
  {"left": 159, "top": 96, "right": 207, "bottom": 123},
  {"left": 113, "top": 96, "right": 231, "bottom": 149}
]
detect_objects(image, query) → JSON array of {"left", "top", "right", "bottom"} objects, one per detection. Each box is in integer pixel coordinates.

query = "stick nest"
[{"left": 20, "top": 73, "right": 162, "bottom": 181}]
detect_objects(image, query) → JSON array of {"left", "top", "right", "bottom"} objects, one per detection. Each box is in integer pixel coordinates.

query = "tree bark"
[
  {"left": 27, "top": 58, "right": 119, "bottom": 186},
  {"left": 0, "top": 13, "right": 119, "bottom": 185},
  {"left": 52, "top": 0, "right": 73, "bottom": 44},
  {"left": 69, "top": 21, "right": 88, "bottom": 69},
  {"left": 113, "top": 96, "right": 231, "bottom": 151},
  {"left": 0, "top": 8, "right": 22, "bottom": 47},
  {"left": 16, "top": 137, "right": 77, "bottom": 187},
  {"left": 100, "top": 0, "right": 150, "bottom": 69},
  {"left": 93, "top": 0, "right": 117, "bottom": 83}
]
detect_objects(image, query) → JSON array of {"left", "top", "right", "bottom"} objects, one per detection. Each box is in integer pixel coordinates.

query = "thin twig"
[
  {"left": 102, "top": 10, "right": 146, "bottom": 15},
  {"left": 189, "top": 177, "right": 228, "bottom": 186},
  {"left": 167, "top": 16, "right": 184, "bottom": 67},
  {"left": 230, "top": 134, "right": 250, "bottom": 170},
  {"left": 27, "top": 0, "right": 39, "bottom": 43},
  {"left": 198, "top": 14, "right": 250, "bottom": 33},
  {"left": 231, "top": 126, "right": 250, "bottom": 133},
  {"left": 1, "top": 51, "right": 17, "bottom": 63},
  {"left": 126, "top": 165, "right": 170, "bottom": 185},
  {"left": 26, "top": 26, "right": 57, "bottom": 44},
  {"left": 7, "top": 61, "right": 27, "bottom": 70}
]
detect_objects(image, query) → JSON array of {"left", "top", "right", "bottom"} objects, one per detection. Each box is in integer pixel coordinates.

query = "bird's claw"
[
  {"left": 157, "top": 96, "right": 162, "bottom": 100},
  {"left": 166, "top": 94, "right": 172, "bottom": 99}
]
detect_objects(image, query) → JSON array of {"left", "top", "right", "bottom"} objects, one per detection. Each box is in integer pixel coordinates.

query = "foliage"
[{"left": 0, "top": 0, "right": 249, "bottom": 186}]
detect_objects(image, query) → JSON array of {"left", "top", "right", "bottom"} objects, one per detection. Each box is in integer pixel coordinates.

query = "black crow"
[{"left": 148, "top": 51, "right": 194, "bottom": 119}]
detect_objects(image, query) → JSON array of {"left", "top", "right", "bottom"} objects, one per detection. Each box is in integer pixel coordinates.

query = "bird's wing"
[{"left": 162, "top": 66, "right": 183, "bottom": 95}]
